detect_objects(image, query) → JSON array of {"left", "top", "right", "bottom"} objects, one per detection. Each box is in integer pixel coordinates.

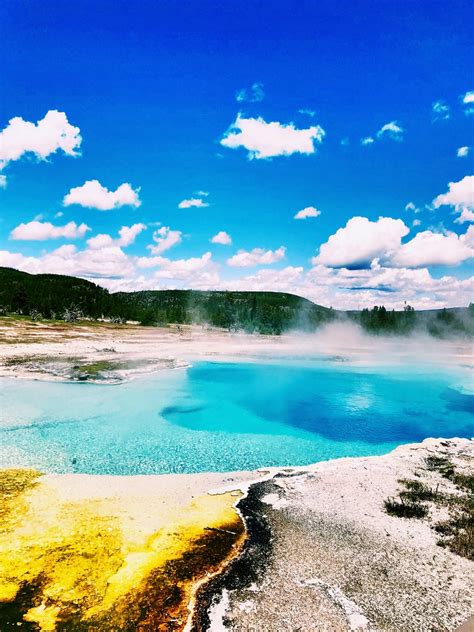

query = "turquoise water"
[{"left": 0, "top": 360, "right": 472, "bottom": 474}]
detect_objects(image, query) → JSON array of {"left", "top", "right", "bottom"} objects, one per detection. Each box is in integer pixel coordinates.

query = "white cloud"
[
  {"left": 0, "top": 110, "right": 81, "bottom": 171},
  {"left": 361, "top": 136, "right": 374, "bottom": 146},
  {"left": 314, "top": 213, "right": 473, "bottom": 271},
  {"left": 433, "top": 175, "right": 474, "bottom": 223},
  {"left": 87, "top": 223, "right": 146, "bottom": 250},
  {"left": 220, "top": 114, "right": 325, "bottom": 159},
  {"left": 313, "top": 217, "right": 409, "bottom": 268},
  {"left": 116, "top": 223, "right": 147, "bottom": 246},
  {"left": 227, "top": 246, "right": 286, "bottom": 268},
  {"left": 63, "top": 179, "right": 141, "bottom": 210},
  {"left": 376, "top": 120, "right": 404, "bottom": 141},
  {"left": 432, "top": 100, "right": 450, "bottom": 121},
  {"left": 178, "top": 197, "right": 209, "bottom": 209},
  {"left": 0, "top": 243, "right": 134, "bottom": 281},
  {"left": 294, "top": 206, "right": 321, "bottom": 220},
  {"left": 236, "top": 82, "right": 265, "bottom": 103},
  {"left": 457, "top": 146, "right": 470, "bottom": 158},
  {"left": 405, "top": 201, "right": 420, "bottom": 213},
  {"left": 10, "top": 220, "right": 90, "bottom": 241},
  {"left": 298, "top": 109, "right": 316, "bottom": 117},
  {"left": 217, "top": 261, "right": 473, "bottom": 311},
  {"left": 222, "top": 266, "right": 304, "bottom": 293},
  {"left": 413, "top": 219, "right": 421, "bottom": 227},
  {"left": 148, "top": 226, "right": 182, "bottom": 255},
  {"left": 392, "top": 229, "right": 473, "bottom": 267},
  {"left": 0, "top": 175, "right": 6, "bottom": 188},
  {"left": 462, "top": 91, "right": 474, "bottom": 115},
  {"left": 211, "top": 231, "right": 232, "bottom": 245},
  {"left": 136, "top": 251, "right": 219, "bottom": 284}
]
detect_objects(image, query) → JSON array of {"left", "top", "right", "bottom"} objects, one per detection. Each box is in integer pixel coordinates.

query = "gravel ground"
[{"left": 203, "top": 438, "right": 473, "bottom": 632}]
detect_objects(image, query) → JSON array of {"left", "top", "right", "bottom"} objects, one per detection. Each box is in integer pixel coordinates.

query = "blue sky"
[{"left": 0, "top": 0, "right": 473, "bottom": 308}]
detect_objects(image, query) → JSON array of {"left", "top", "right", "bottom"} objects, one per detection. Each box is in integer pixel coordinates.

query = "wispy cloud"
[
  {"left": 178, "top": 197, "right": 209, "bottom": 209},
  {"left": 376, "top": 120, "right": 404, "bottom": 141},
  {"left": 235, "top": 82, "right": 265, "bottom": 103},
  {"left": 432, "top": 100, "right": 450, "bottom": 121}
]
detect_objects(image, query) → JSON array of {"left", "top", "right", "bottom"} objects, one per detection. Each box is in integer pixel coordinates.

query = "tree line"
[{"left": 0, "top": 267, "right": 472, "bottom": 337}]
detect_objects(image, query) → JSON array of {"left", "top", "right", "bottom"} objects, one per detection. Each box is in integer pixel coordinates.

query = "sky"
[{"left": 0, "top": 0, "right": 473, "bottom": 309}]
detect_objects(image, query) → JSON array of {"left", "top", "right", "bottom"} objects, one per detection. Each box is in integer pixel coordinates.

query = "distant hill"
[
  {"left": 0, "top": 267, "right": 110, "bottom": 319},
  {"left": 0, "top": 267, "right": 333, "bottom": 334},
  {"left": 0, "top": 267, "right": 472, "bottom": 337}
]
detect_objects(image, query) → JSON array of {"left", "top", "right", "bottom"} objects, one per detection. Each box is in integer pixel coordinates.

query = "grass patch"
[
  {"left": 398, "top": 478, "right": 438, "bottom": 502},
  {"left": 384, "top": 497, "right": 428, "bottom": 519},
  {"left": 425, "top": 455, "right": 455, "bottom": 478},
  {"left": 435, "top": 506, "right": 474, "bottom": 560},
  {"left": 385, "top": 457, "right": 474, "bottom": 560}
]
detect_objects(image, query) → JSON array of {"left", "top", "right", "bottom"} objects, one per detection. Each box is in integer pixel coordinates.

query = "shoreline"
[{"left": 1, "top": 318, "right": 472, "bottom": 386}]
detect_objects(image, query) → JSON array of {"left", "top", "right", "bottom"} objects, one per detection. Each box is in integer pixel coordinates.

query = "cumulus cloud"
[
  {"left": 211, "top": 231, "right": 232, "bottom": 245},
  {"left": 220, "top": 114, "right": 325, "bottom": 159},
  {"left": 463, "top": 91, "right": 474, "bottom": 104},
  {"left": 178, "top": 197, "right": 209, "bottom": 209},
  {"left": 0, "top": 243, "right": 134, "bottom": 281},
  {"left": 0, "top": 110, "right": 81, "bottom": 171},
  {"left": 361, "top": 136, "right": 375, "bottom": 146},
  {"left": 313, "top": 217, "right": 409, "bottom": 269},
  {"left": 63, "top": 179, "right": 141, "bottom": 210},
  {"left": 10, "top": 220, "right": 90, "bottom": 241},
  {"left": 457, "top": 146, "right": 470, "bottom": 158},
  {"left": 462, "top": 90, "right": 474, "bottom": 115},
  {"left": 236, "top": 82, "right": 265, "bottom": 103},
  {"left": 433, "top": 175, "right": 474, "bottom": 223},
  {"left": 432, "top": 100, "right": 450, "bottom": 121},
  {"left": 392, "top": 229, "right": 473, "bottom": 267},
  {"left": 147, "top": 226, "right": 182, "bottom": 255},
  {"left": 87, "top": 223, "right": 146, "bottom": 250},
  {"left": 227, "top": 246, "right": 286, "bottom": 268},
  {"left": 314, "top": 214, "right": 473, "bottom": 271},
  {"left": 218, "top": 261, "right": 473, "bottom": 311},
  {"left": 0, "top": 175, "right": 6, "bottom": 188},
  {"left": 136, "top": 251, "right": 218, "bottom": 284},
  {"left": 294, "top": 206, "right": 321, "bottom": 220},
  {"left": 223, "top": 266, "right": 304, "bottom": 292}
]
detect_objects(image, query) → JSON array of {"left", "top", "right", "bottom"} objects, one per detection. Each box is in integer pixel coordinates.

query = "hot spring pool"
[{"left": 1, "top": 360, "right": 472, "bottom": 474}]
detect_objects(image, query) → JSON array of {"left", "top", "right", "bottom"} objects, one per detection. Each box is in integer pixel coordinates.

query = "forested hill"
[
  {"left": 0, "top": 267, "right": 472, "bottom": 337},
  {"left": 0, "top": 267, "right": 333, "bottom": 334}
]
